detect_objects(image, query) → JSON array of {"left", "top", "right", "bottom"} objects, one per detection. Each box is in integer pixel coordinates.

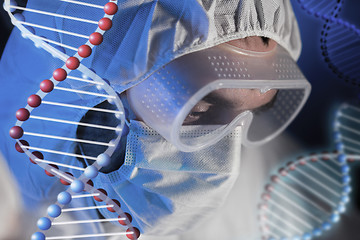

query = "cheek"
[{"left": 238, "top": 89, "right": 278, "bottom": 111}]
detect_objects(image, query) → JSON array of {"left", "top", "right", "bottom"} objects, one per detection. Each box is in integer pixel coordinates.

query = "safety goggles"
[{"left": 127, "top": 43, "right": 311, "bottom": 152}]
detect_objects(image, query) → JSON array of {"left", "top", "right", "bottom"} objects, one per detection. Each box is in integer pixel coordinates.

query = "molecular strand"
[
  {"left": 4, "top": 0, "right": 141, "bottom": 239},
  {"left": 297, "top": 0, "right": 360, "bottom": 87},
  {"left": 334, "top": 103, "right": 360, "bottom": 159},
  {"left": 258, "top": 153, "right": 351, "bottom": 240},
  {"left": 33, "top": 183, "right": 140, "bottom": 240},
  {"left": 297, "top": 0, "right": 343, "bottom": 18}
]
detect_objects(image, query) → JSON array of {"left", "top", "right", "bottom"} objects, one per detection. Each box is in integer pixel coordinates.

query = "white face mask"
[{"left": 92, "top": 120, "right": 242, "bottom": 236}]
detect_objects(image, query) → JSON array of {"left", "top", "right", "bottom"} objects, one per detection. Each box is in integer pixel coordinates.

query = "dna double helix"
[
  {"left": 259, "top": 102, "right": 360, "bottom": 240},
  {"left": 334, "top": 103, "right": 360, "bottom": 157},
  {"left": 258, "top": 152, "right": 351, "bottom": 240},
  {"left": 297, "top": 0, "right": 360, "bottom": 86},
  {"left": 4, "top": 0, "right": 140, "bottom": 239}
]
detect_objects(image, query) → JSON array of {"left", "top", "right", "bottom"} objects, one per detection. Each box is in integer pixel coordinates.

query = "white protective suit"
[{"left": 0, "top": 0, "right": 304, "bottom": 239}]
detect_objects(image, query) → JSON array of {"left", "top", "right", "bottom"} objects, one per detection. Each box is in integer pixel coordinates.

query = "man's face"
[{"left": 129, "top": 36, "right": 279, "bottom": 125}]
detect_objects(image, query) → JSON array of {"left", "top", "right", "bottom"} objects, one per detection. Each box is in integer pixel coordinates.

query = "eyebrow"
[
  {"left": 261, "top": 37, "right": 270, "bottom": 46},
  {"left": 202, "top": 92, "right": 243, "bottom": 109}
]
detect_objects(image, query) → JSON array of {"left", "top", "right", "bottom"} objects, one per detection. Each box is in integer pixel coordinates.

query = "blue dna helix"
[
  {"left": 259, "top": 101, "right": 360, "bottom": 240},
  {"left": 258, "top": 151, "right": 351, "bottom": 240},
  {"left": 334, "top": 103, "right": 360, "bottom": 158},
  {"left": 297, "top": 0, "right": 360, "bottom": 87}
]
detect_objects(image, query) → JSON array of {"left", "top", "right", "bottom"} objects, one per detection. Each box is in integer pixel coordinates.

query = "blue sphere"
[
  {"left": 341, "top": 165, "right": 350, "bottom": 174},
  {"left": 322, "top": 222, "right": 331, "bottom": 231},
  {"left": 343, "top": 185, "right": 351, "bottom": 194},
  {"left": 312, "top": 228, "right": 322, "bottom": 236},
  {"left": 330, "top": 213, "right": 340, "bottom": 223},
  {"left": 342, "top": 175, "right": 350, "bottom": 184},
  {"left": 25, "top": 26, "right": 36, "bottom": 34},
  {"left": 337, "top": 154, "right": 347, "bottom": 164},
  {"left": 336, "top": 143, "right": 344, "bottom": 151},
  {"left": 47, "top": 204, "right": 62, "bottom": 218},
  {"left": 302, "top": 233, "right": 311, "bottom": 240},
  {"left": 341, "top": 195, "right": 350, "bottom": 204},
  {"left": 97, "top": 153, "right": 111, "bottom": 167},
  {"left": 333, "top": 132, "right": 340, "bottom": 141},
  {"left": 336, "top": 109, "right": 343, "bottom": 117},
  {"left": 13, "top": 13, "right": 25, "bottom": 21},
  {"left": 84, "top": 165, "right": 99, "bottom": 179},
  {"left": 37, "top": 217, "right": 51, "bottom": 230},
  {"left": 31, "top": 232, "right": 45, "bottom": 240},
  {"left": 57, "top": 191, "right": 72, "bottom": 205},
  {"left": 337, "top": 204, "right": 346, "bottom": 213},
  {"left": 9, "top": 0, "right": 17, "bottom": 6},
  {"left": 71, "top": 179, "right": 85, "bottom": 193},
  {"left": 7, "top": 0, "right": 17, "bottom": 12}
]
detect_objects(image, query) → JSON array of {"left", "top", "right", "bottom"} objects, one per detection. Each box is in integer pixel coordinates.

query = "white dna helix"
[
  {"left": 258, "top": 102, "right": 360, "bottom": 240},
  {"left": 258, "top": 152, "right": 351, "bottom": 240},
  {"left": 334, "top": 103, "right": 360, "bottom": 156},
  {"left": 296, "top": 0, "right": 360, "bottom": 87},
  {"left": 4, "top": 0, "right": 140, "bottom": 239}
]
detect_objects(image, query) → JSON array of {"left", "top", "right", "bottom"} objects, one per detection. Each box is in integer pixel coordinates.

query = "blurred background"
[
  {"left": 292, "top": 1, "right": 360, "bottom": 238},
  {"left": 0, "top": 0, "right": 359, "bottom": 239}
]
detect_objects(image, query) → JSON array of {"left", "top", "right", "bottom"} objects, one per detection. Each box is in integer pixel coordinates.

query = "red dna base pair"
[{"left": 4, "top": 0, "right": 140, "bottom": 239}]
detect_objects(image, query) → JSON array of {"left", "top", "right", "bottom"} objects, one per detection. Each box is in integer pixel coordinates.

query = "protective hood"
[
  {"left": 89, "top": 0, "right": 302, "bottom": 93},
  {"left": 0, "top": 0, "right": 302, "bottom": 209}
]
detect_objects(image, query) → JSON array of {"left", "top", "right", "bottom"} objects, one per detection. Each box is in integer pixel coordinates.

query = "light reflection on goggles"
[{"left": 127, "top": 43, "right": 311, "bottom": 152}]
